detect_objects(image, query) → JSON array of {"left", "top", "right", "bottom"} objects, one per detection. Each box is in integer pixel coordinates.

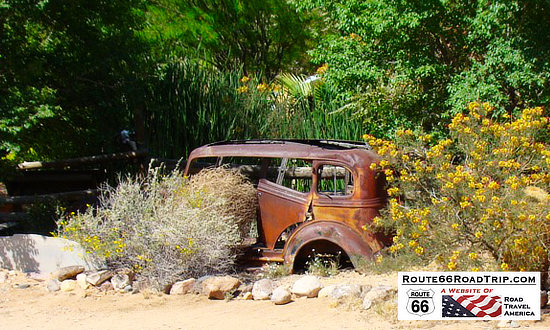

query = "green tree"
[
  {"left": 144, "top": 0, "right": 314, "bottom": 78},
  {"left": 298, "top": 0, "right": 550, "bottom": 136},
  {"left": 0, "top": 0, "right": 149, "bottom": 165}
]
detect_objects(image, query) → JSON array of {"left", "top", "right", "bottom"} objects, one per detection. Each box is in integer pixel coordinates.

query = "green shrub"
[
  {"left": 57, "top": 167, "right": 257, "bottom": 288},
  {"left": 261, "top": 263, "right": 291, "bottom": 279},
  {"left": 365, "top": 103, "right": 550, "bottom": 273},
  {"left": 306, "top": 253, "right": 340, "bottom": 277}
]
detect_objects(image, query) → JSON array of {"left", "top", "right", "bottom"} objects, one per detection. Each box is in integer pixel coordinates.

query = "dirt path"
[{"left": 1, "top": 270, "right": 549, "bottom": 330}]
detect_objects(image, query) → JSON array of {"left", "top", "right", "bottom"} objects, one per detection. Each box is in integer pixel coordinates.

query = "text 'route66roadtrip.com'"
[{"left": 398, "top": 272, "right": 540, "bottom": 320}]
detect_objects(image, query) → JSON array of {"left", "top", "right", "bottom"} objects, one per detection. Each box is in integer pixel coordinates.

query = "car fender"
[{"left": 283, "top": 220, "right": 373, "bottom": 269}]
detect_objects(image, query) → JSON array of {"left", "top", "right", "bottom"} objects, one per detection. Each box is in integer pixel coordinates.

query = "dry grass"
[
  {"left": 188, "top": 167, "right": 257, "bottom": 238},
  {"left": 58, "top": 167, "right": 257, "bottom": 288}
]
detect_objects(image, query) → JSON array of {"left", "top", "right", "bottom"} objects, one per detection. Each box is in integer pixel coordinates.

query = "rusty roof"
[{"left": 187, "top": 139, "right": 379, "bottom": 167}]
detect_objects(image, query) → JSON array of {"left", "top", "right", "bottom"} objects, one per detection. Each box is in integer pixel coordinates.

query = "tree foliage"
[
  {"left": 144, "top": 0, "right": 314, "bottom": 78},
  {"left": 298, "top": 0, "right": 550, "bottom": 136},
  {"left": 0, "top": 0, "right": 148, "bottom": 163}
]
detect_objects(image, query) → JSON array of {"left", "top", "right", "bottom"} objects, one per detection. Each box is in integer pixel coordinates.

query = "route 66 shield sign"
[{"left": 406, "top": 289, "right": 435, "bottom": 316}]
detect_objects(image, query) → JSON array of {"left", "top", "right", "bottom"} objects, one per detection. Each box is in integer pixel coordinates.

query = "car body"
[{"left": 184, "top": 139, "right": 390, "bottom": 271}]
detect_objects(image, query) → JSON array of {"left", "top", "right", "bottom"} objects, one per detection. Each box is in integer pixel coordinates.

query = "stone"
[
  {"left": 364, "top": 285, "right": 395, "bottom": 300},
  {"left": 0, "top": 234, "right": 100, "bottom": 273},
  {"left": 86, "top": 270, "right": 113, "bottom": 286},
  {"left": 46, "top": 279, "right": 60, "bottom": 292},
  {"left": 193, "top": 275, "right": 212, "bottom": 294},
  {"left": 27, "top": 272, "right": 47, "bottom": 282},
  {"left": 117, "top": 268, "right": 135, "bottom": 281},
  {"left": 170, "top": 278, "right": 196, "bottom": 295},
  {"left": 242, "top": 292, "right": 253, "bottom": 300},
  {"left": 497, "top": 320, "right": 511, "bottom": 328},
  {"left": 201, "top": 276, "right": 241, "bottom": 300},
  {"left": 52, "top": 265, "right": 85, "bottom": 281},
  {"left": 238, "top": 283, "right": 253, "bottom": 294},
  {"left": 162, "top": 283, "right": 173, "bottom": 294},
  {"left": 319, "top": 284, "right": 362, "bottom": 300},
  {"left": 318, "top": 285, "right": 336, "bottom": 298},
  {"left": 271, "top": 286, "right": 292, "bottom": 305},
  {"left": 361, "top": 285, "right": 396, "bottom": 310},
  {"left": 252, "top": 279, "right": 275, "bottom": 300},
  {"left": 123, "top": 285, "right": 132, "bottom": 293},
  {"left": 541, "top": 290, "right": 548, "bottom": 308},
  {"left": 362, "top": 298, "right": 373, "bottom": 310},
  {"left": 60, "top": 279, "right": 77, "bottom": 292},
  {"left": 360, "top": 284, "right": 372, "bottom": 296},
  {"left": 99, "top": 281, "right": 114, "bottom": 292},
  {"left": 111, "top": 274, "right": 131, "bottom": 292},
  {"left": 17, "top": 283, "right": 30, "bottom": 289},
  {"left": 131, "top": 279, "right": 147, "bottom": 293},
  {"left": 291, "top": 275, "right": 323, "bottom": 298},
  {"left": 76, "top": 273, "right": 89, "bottom": 290}
]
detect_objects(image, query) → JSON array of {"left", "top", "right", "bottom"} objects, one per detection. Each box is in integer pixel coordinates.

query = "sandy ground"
[{"left": 1, "top": 270, "right": 550, "bottom": 330}]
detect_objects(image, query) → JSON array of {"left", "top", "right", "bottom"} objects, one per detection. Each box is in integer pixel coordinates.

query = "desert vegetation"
[
  {"left": 3, "top": 0, "right": 550, "bottom": 277},
  {"left": 366, "top": 103, "right": 550, "bottom": 273},
  {"left": 57, "top": 167, "right": 256, "bottom": 287}
]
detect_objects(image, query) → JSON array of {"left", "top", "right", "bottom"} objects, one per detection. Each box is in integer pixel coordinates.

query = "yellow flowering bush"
[
  {"left": 57, "top": 167, "right": 256, "bottom": 287},
  {"left": 365, "top": 103, "right": 550, "bottom": 273}
]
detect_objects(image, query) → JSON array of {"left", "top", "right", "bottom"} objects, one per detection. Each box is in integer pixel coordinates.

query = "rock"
[
  {"left": 318, "top": 285, "right": 336, "bottom": 298},
  {"left": 362, "top": 298, "right": 373, "bottom": 310},
  {"left": 497, "top": 320, "right": 518, "bottom": 328},
  {"left": 27, "top": 272, "right": 48, "bottom": 282},
  {"left": 362, "top": 285, "right": 396, "bottom": 310},
  {"left": 319, "top": 284, "right": 362, "bottom": 300},
  {"left": 111, "top": 274, "right": 131, "bottom": 292},
  {"left": 60, "top": 279, "right": 77, "bottom": 292},
  {"left": 291, "top": 275, "right": 323, "bottom": 298},
  {"left": 193, "top": 275, "right": 212, "bottom": 294},
  {"left": 238, "top": 283, "right": 253, "bottom": 294},
  {"left": 271, "top": 286, "right": 292, "bottom": 305},
  {"left": 86, "top": 270, "right": 113, "bottom": 286},
  {"left": 52, "top": 265, "right": 85, "bottom": 281},
  {"left": 364, "top": 285, "right": 395, "bottom": 301},
  {"left": 117, "top": 268, "right": 135, "bottom": 281},
  {"left": 0, "top": 234, "right": 100, "bottom": 274},
  {"left": 162, "top": 283, "right": 173, "bottom": 294},
  {"left": 76, "top": 273, "right": 89, "bottom": 290},
  {"left": 46, "top": 279, "right": 60, "bottom": 292},
  {"left": 131, "top": 279, "right": 147, "bottom": 293},
  {"left": 252, "top": 279, "right": 275, "bottom": 300},
  {"left": 201, "top": 276, "right": 241, "bottom": 300},
  {"left": 123, "top": 285, "right": 132, "bottom": 293},
  {"left": 98, "top": 281, "right": 114, "bottom": 292},
  {"left": 170, "top": 278, "right": 196, "bottom": 295},
  {"left": 360, "top": 284, "right": 372, "bottom": 296},
  {"left": 17, "top": 283, "right": 30, "bottom": 289},
  {"left": 541, "top": 290, "right": 548, "bottom": 307},
  {"left": 0, "top": 271, "right": 7, "bottom": 283},
  {"left": 497, "top": 320, "right": 509, "bottom": 328},
  {"left": 242, "top": 292, "right": 253, "bottom": 300}
]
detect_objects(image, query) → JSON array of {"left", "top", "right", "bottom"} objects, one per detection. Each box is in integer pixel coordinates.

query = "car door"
[{"left": 256, "top": 158, "right": 313, "bottom": 250}]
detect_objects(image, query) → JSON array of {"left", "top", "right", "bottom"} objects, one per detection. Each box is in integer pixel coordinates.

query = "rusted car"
[{"left": 184, "top": 140, "right": 390, "bottom": 271}]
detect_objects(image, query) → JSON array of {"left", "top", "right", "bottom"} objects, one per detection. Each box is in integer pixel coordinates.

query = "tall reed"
[{"left": 145, "top": 57, "right": 363, "bottom": 158}]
